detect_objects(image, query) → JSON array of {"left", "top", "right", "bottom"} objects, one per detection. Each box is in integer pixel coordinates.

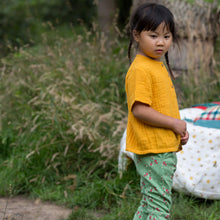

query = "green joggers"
[{"left": 133, "top": 152, "right": 177, "bottom": 220}]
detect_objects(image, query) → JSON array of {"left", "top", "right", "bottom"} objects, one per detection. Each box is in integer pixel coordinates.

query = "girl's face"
[{"left": 133, "top": 22, "right": 172, "bottom": 61}]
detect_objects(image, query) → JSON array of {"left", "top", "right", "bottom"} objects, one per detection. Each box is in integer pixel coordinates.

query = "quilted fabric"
[
  {"left": 194, "top": 106, "right": 220, "bottom": 129},
  {"left": 173, "top": 121, "right": 220, "bottom": 199},
  {"left": 173, "top": 108, "right": 220, "bottom": 199},
  {"left": 194, "top": 106, "right": 220, "bottom": 121},
  {"left": 118, "top": 105, "right": 220, "bottom": 199}
]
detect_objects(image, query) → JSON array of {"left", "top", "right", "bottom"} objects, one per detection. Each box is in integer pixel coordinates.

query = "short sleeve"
[{"left": 126, "top": 65, "right": 152, "bottom": 111}]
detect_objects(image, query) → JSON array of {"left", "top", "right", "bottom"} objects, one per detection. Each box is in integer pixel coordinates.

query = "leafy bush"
[{"left": 0, "top": 0, "right": 96, "bottom": 55}]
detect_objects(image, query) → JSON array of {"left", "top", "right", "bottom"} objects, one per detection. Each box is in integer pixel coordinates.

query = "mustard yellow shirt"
[{"left": 125, "top": 55, "right": 181, "bottom": 154}]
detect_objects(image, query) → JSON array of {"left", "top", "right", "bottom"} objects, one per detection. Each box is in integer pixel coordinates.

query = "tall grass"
[
  {"left": 0, "top": 24, "right": 128, "bottom": 195},
  {"left": 0, "top": 24, "right": 219, "bottom": 219}
]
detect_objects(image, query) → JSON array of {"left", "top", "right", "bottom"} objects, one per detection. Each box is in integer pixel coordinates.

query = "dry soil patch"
[{"left": 0, "top": 196, "right": 72, "bottom": 220}]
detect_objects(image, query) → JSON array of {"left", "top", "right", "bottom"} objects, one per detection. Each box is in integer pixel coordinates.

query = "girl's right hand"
[
  {"left": 181, "top": 131, "right": 189, "bottom": 145},
  {"left": 172, "top": 119, "right": 187, "bottom": 137}
]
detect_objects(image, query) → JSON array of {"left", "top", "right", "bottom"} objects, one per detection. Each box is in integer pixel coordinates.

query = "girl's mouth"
[{"left": 156, "top": 50, "right": 163, "bottom": 54}]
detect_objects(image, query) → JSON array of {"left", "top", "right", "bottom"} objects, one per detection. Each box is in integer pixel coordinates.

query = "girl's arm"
[{"left": 132, "top": 101, "right": 187, "bottom": 138}]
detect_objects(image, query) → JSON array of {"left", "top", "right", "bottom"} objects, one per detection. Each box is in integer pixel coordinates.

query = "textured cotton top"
[{"left": 125, "top": 55, "right": 181, "bottom": 154}]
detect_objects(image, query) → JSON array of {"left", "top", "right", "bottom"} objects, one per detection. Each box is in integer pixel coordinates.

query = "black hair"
[{"left": 128, "top": 3, "right": 178, "bottom": 79}]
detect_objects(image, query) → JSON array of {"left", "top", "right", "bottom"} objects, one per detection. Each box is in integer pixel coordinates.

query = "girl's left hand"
[{"left": 181, "top": 131, "right": 189, "bottom": 145}]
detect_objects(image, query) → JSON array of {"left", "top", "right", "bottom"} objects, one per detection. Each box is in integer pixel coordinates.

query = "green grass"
[{"left": 0, "top": 25, "right": 219, "bottom": 219}]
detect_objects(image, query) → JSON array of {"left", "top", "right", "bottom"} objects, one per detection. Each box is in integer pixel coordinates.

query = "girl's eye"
[
  {"left": 165, "top": 35, "right": 171, "bottom": 39},
  {"left": 150, "top": 35, "right": 157, "bottom": 38}
]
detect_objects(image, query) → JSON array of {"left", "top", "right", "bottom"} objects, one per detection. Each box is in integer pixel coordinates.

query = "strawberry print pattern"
[{"left": 133, "top": 152, "right": 177, "bottom": 220}]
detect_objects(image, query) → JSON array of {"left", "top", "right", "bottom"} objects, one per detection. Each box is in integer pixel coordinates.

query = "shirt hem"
[{"left": 125, "top": 147, "right": 179, "bottom": 155}]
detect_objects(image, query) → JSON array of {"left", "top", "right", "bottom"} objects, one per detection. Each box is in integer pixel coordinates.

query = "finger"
[
  {"left": 181, "top": 132, "right": 186, "bottom": 138},
  {"left": 181, "top": 140, "right": 187, "bottom": 145}
]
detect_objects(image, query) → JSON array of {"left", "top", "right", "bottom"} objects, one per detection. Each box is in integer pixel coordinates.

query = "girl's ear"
[{"left": 133, "top": 30, "right": 140, "bottom": 42}]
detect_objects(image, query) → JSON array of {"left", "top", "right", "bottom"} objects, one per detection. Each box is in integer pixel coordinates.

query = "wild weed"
[{"left": 0, "top": 24, "right": 128, "bottom": 196}]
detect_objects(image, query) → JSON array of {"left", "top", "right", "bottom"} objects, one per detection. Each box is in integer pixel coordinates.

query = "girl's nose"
[{"left": 156, "top": 38, "right": 164, "bottom": 45}]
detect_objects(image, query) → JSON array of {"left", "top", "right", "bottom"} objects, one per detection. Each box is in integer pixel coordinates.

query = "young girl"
[{"left": 125, "top": 3, "right": 189, "bottom": 220}]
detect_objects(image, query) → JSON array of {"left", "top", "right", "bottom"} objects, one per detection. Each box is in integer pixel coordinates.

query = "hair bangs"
[{"left": 143, "top": 6, "right": 173, "bottom": 31}]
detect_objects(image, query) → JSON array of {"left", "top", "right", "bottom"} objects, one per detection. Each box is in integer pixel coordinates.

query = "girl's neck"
[{"left": 136, "top": 53, "right": 163, "bottom": 63}]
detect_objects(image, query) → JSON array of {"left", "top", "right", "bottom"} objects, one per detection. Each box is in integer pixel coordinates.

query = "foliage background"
[
  {"left": 0, "top": 0, "right": 220, "bottom": 219},
  {"left": 0, "top": 0, "right": 97, "bottom": 55}
]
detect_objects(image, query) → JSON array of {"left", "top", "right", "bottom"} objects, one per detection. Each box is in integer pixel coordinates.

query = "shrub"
[{"left": 0, "top": 0, "right": 96, "bottom": 55}]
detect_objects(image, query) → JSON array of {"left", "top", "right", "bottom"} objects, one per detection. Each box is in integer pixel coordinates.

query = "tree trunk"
[{"left": 96, "top": 0, "right": 116, "bottom": 37}]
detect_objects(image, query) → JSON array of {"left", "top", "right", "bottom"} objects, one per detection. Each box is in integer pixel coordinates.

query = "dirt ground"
[{"left": 0, "top": 196, "right": 72, "bottom": 220}]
